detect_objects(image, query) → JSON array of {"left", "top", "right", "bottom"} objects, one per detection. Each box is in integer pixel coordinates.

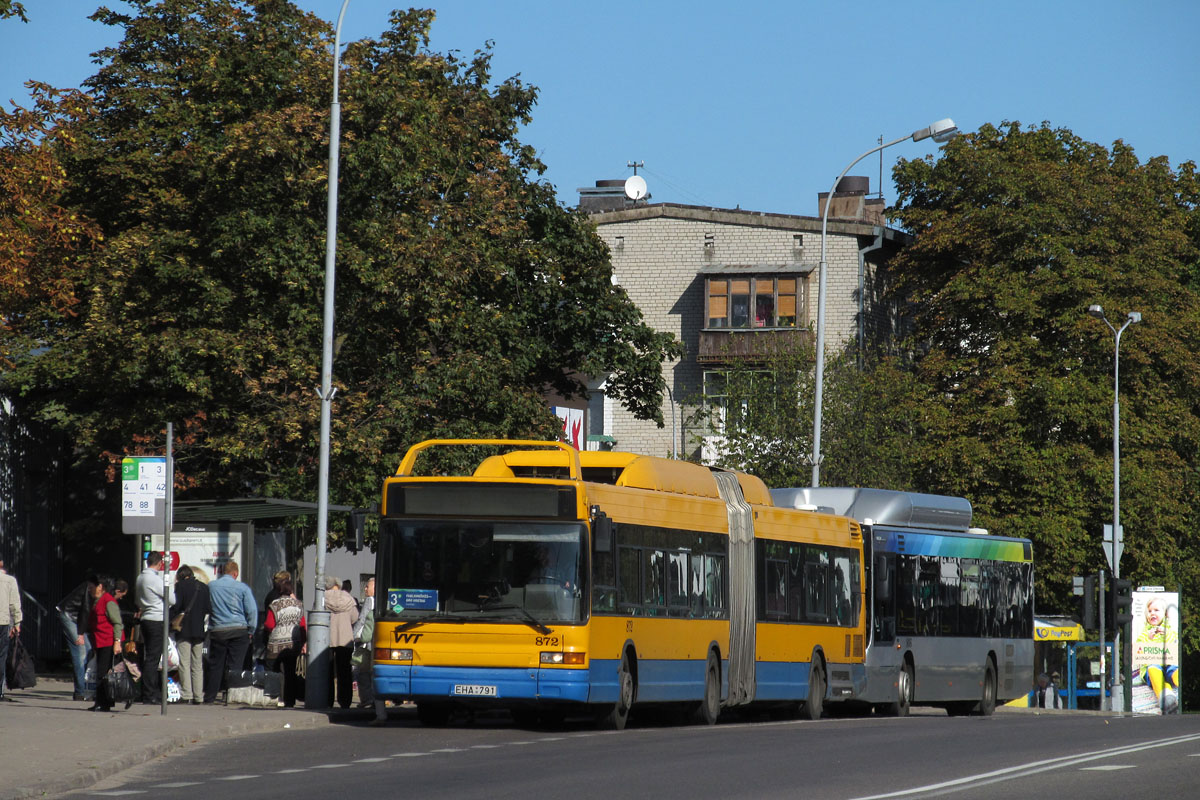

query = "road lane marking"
[
  {"left": 353, "top": 757, "right": 393, "bottom": 762},
  {"left": 153, "top": 782, "right": 203, "bottom": 788},
  {"left": 849, "top": 733, "right": 1200, "bottom": 799},
  {"left": 312, "top": 763, "right": 351, "bottom": 769},
  {"left": 89, "top": 792, "right": 146, "bottom": 796},
  {"left": 391, "top": 752, "right": 430, "bottom": 757},
  {"left": 215, "top": 775, "right": 260, "bottom": 781}
]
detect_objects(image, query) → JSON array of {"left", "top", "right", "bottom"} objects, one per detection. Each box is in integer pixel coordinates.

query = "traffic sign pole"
[{"left": 160, "top": 423, "right": 174, "bottom": 716}]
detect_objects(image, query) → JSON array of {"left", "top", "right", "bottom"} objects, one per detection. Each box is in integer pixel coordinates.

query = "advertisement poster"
[
  {"left": 553, "top": 406, "right": 585, "bottom": 450},
  {"left": 151, "top": 529, "right": 243, "bottom": 584},
  {"left": 1130, "top": 590, "right": 1181, "bottom": 714}
]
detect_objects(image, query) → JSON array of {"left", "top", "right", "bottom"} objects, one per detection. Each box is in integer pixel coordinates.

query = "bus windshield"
[{"left": 376, "top": 519, "right": 587, "bottom": 624}]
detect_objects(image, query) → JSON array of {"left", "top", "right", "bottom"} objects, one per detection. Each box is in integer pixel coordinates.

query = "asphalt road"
[{"left": 72, "top": 708, "right": 1200, "bottom": 800}]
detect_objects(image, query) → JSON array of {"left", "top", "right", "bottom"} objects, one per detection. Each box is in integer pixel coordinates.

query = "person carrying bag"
[{"left": 89, "top": 576, "right": 133, "bottom": 712}]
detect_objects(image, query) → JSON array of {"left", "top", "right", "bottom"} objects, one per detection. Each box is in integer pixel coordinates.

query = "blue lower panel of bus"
[
  {"left": 374, "top": 664, "right": 590, "bottom": 704},
  {"left": 588, "top": 658, "right": 713, "bottom": 704},
  {"left": 752, "top": 660, "right": 812, "bottom": 701}
]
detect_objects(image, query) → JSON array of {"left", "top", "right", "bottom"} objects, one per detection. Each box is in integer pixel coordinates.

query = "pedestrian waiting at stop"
[
  {"left": 168, "top": 564, "right": 210, "bottom": 705},
  {"left": 264, "top": 578, "right": 306, "bottom": 708},
  {"left": 203, "top": 560, "right": 256, "bottom": 704},
  {"left": 323, "top": 575, "right": 359, "bottom": 709},
  {"left": 56, "top": 573, "right": 98, "bottom": 701},
  {"left": 1035, "top": 672, "right": 1062, "bottom": 710}
]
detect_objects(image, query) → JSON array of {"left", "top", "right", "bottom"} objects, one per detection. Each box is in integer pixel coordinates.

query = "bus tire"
[
  {"left": 889, "top": 662, "right": 913, "bottom": 717},
  {"left": 803, "top": 659, "right": 825, "bottom": 721},
  {"left": 691, "top": 651, "right": 721, "bottom": 726},
  {"left": 416, "top": 702, "right": 451, "bottom": 727},
  {"left": 977, "top": 660, "right": 997, "bottom": 717},
  {"left": 598, "top": 651, "right": 634, "bottom": 731}
]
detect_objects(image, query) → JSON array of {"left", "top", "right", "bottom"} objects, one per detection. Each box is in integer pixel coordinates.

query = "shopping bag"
[
  {"left": 103, "top": 657, "right": 139, "bottom": 704},
  {"left": 166, "top": 637, "right": 181, "bottom": 671},
  {"left": 5, "top": 635, "right": 37, "bottom": 689}
]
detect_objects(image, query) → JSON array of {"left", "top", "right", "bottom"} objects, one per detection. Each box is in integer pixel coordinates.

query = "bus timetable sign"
[{"left": 121, "top": 456, "right": 167, "bottom": 534}]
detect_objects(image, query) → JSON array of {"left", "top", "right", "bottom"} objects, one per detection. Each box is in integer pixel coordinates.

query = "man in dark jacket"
[{"left": 56, "top": 576, "right": 98, "bottom": 701}]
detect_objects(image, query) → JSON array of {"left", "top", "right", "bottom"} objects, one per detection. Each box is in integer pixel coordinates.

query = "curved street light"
[
  {"left": 809, "top": 119, "right": 958, "bottom": 487},
  {"left": 310, "top": 0, "right": 352, "bottom": 710},
  {"left": 1087, "top": 303, "right": 1140, "bottom": 712}
]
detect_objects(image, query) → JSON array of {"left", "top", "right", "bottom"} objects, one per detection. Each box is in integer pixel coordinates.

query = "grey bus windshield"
[{"left": 377, "top": 519, "right": 587, "bottom": 624}]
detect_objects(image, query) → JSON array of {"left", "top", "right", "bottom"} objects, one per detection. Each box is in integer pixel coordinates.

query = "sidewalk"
[{"left": 0, "top": 675, "right": 382, "bottom": 800}]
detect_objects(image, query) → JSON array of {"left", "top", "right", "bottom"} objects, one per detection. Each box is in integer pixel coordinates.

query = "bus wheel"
[
  {"left": 803, "top": 660, "right": 825, "bottom": 721},
  {"left": 889, "top": 663, "right": 913, "bottom": 717},
  {"left": 417, "top": 702, "right": 451, "bottom": 727},
  {"left": 691, "top": 652, "right": 721, "bottom": 725},
  {"left": 977, "top": 660, "right": 997, "bottom": 717},
  {"left": 598, "top": 652, "right": 634, "bottom": 730}
]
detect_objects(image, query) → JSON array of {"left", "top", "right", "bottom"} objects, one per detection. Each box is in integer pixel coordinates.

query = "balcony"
[{"left": 697, "top": 328, "right": 812, "bottom": 364}]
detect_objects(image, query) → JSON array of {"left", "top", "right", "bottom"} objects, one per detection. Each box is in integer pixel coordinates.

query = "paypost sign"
[
  {"left": 121, "top": 456, "right": 167, "bottom": 534},
  {"left": 1130, "top": 589, "right": 1181, "bottom": 714}
]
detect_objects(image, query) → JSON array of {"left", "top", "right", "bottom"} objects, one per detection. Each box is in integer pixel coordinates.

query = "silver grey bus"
[{"left": 770, "top": 487, "right": 1034, "bottom": 716}]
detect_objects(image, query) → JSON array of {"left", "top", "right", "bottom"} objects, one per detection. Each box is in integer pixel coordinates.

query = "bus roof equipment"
[{"left": 769, "top": 487, "right": 973, "bottom": 532}]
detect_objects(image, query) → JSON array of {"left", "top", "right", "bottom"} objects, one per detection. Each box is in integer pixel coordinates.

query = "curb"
[{"left": 3, "top": 708, "right": 344, "bottom": 800}]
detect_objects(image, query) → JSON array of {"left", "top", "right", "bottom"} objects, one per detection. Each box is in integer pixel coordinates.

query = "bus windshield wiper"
[
  {"left": 477, "top": 603, "right": 552, "bottom": 635},
  {"left": 396, "top": 612, "right": 470, "bottom": 632}
]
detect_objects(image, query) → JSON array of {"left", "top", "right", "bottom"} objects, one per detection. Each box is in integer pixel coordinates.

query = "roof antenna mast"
[{"left": 624, "top": 161, "right": 648, "bottom": 205}]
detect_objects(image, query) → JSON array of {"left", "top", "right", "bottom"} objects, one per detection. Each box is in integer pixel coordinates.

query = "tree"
[
  {"left": 889, "top": 121, "right": 1200, "bottom": 684},
  {"left": 0, "top": 1, "right": 679, "bottom": 524},
  {"left": 0, "top": 84, "right": 99, "bottom": 369},
  {"left": 691, "top": 342, "right": 943, "bottom": 493},
  {"left": 0, "top": 2, "right": 28, "bottom": 22}
]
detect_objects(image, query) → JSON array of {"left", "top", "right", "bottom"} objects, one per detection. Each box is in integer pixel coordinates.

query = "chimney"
[
  {"left": 817, "top": 176, "right": 886, "bottom": 225},
  {"left": 578, "top": 179, "right": 641, "bottom": 213}
]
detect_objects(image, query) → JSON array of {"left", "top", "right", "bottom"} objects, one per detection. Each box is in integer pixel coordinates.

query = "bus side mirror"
[
  {"left": 592, "top": 510, "right": 613, "bottom": 554},
  {"left": 874, "top": 556, "right": 891, "bottom": 602}
]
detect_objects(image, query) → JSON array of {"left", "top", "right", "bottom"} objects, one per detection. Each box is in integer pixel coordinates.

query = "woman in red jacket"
[{"left": 89, "top": 576, "right": 126, "bottom": 711}]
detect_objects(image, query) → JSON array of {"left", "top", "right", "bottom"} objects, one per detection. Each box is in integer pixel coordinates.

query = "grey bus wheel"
[
  {"left": 691, "top": 652, "right": 721, "bottom": 725},
  {"left": 598, "top": 652, "right": 634, "bottom": 730},
  {"left": 803, "top": 660, "right": 825, "bottom": 721},
  {"left": 890, "top": 662, "right": 913, "bottom": 717},
  {"left": 978, "top": 660, "right": 997, "bottom": 717}
]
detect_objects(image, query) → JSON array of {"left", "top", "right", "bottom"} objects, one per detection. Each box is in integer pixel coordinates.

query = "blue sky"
[{"left": 2, "top": 1, "right": 1197, "bottom": 217}]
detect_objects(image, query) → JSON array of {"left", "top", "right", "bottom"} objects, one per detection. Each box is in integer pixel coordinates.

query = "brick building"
[{"left": 581, "top": 177, "right": 908, "bottom": 460}]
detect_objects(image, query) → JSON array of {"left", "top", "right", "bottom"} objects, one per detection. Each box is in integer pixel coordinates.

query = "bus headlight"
[
  {"left": 540, "top": 651, "right": 585, "bottom": 666},
  {"left": 377, "top": 647, "right": 413, "bottom": 662}
]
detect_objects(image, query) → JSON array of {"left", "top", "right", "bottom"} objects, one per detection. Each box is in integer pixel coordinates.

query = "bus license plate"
[{"left": 452, "top": 684, "right": 497, "bottom": 697}]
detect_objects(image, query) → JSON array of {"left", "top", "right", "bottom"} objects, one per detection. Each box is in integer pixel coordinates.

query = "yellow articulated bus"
[{"left": 372, "top": 439, "right": 865, "bottom": 728}]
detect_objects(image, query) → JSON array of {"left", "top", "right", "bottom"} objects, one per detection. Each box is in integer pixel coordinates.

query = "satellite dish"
[{"left": 624, "top": 175, "right": 647, "bottom": 201}]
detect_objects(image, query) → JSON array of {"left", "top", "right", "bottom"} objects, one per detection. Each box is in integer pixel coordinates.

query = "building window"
[{"left": 706, "top": 276, "right": 801, "bottom": 329}]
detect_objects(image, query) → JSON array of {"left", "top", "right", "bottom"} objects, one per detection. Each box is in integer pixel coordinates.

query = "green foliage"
[
  {"left": 890, "top": 121, "right": 1200, "bottom": 691},
  {"left": 0, "top": 1, "right": 27, "bottom": 22},
  {"left": 693, "top": 343, "right": 938, "bottom": 492},
  {"left": 0, "top": 1, "right": 678, "bottom": 535},
  {"left": 702, "top": 120, "right": 1200, "bottom": 697}
]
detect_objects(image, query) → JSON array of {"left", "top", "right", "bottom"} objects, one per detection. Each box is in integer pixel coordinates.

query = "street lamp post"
[
  {"left": 809, "top": 119, "right": 959, "bottom": 487},
  {"left": 307, "top": 0, "right": 351, "bottom": 710},
  {"left": 1087, "top": 303, "right": 1140, "bottom": 712}
]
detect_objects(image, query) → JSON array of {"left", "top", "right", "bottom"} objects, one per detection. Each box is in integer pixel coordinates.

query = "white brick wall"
[{"left": 590, "top": 205, "right": 901, "bottom": 458}]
